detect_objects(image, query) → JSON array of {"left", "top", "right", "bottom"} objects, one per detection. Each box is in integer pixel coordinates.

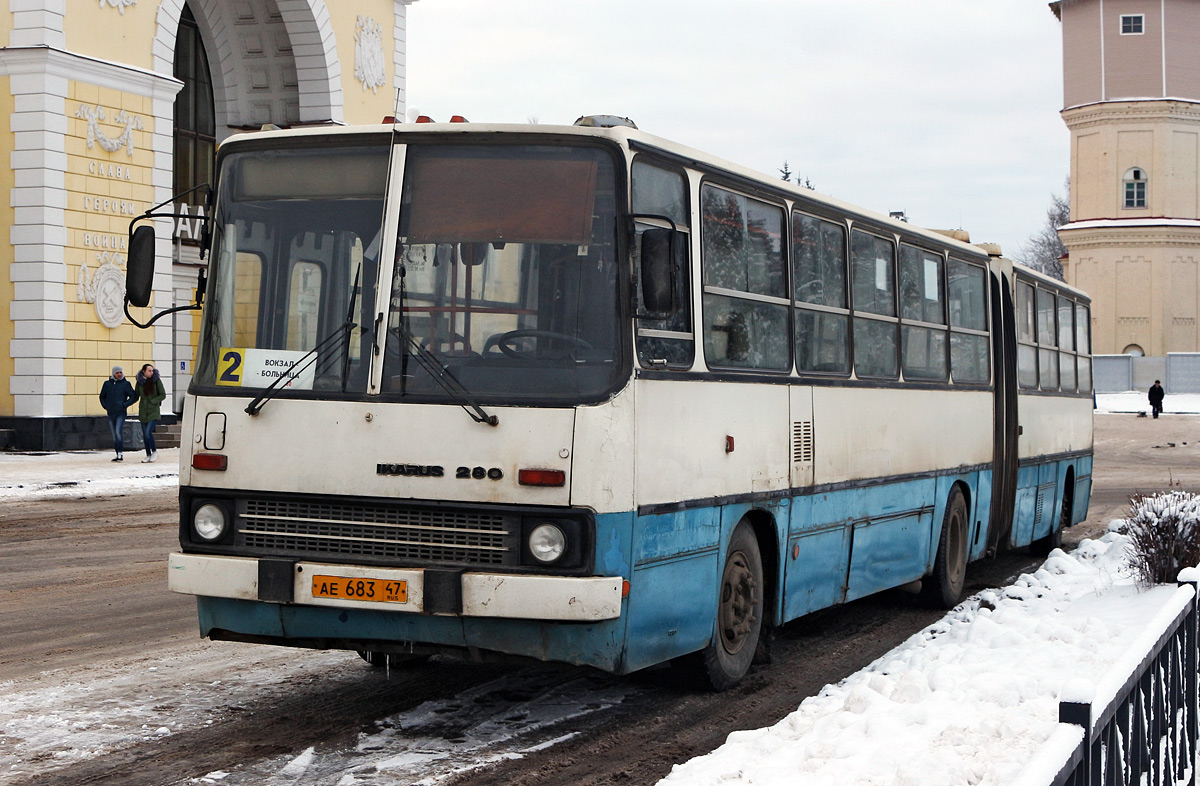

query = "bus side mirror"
[
  {"left": 126, "top": 224, "right": 156, "bottom": 308},
  {"left": 639, "top": 228, "right": 678, "bottom": 318}
]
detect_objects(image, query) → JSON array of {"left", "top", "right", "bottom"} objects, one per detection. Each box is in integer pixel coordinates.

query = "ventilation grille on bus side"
[
  {"left": 793, "top": 421, "right": 814, "bottom": 463},
  {"left": 1034, "top": 483, "right": 1055, "bottom": 526},
  {"left": 236, "top": 499, "right": 514, "bottom": 565}
]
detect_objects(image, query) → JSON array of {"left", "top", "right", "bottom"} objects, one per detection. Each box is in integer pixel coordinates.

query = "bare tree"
[{"left": 1016, "top": 179, "right": 1069, "bottom": 280}]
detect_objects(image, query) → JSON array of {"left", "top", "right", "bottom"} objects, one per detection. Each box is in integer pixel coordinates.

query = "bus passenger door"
[
  {"left": 987, "top": 270, "right": 1019, "bottom": 554},
  {"left": 782, "top": 386, "right": 850, "bottom": 621}
]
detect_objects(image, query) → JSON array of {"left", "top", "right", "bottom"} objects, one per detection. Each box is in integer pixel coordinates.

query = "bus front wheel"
[
  {"left": 923, "top": 488, "right": 968, "bottom": 609},
  {"left": 681, "top": 523, "right": 764, "bottom": 691}
]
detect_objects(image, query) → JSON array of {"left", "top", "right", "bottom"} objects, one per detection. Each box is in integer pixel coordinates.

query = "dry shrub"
[{"left": 1122, "top": 490, "right": 1200, "bottom": 586}]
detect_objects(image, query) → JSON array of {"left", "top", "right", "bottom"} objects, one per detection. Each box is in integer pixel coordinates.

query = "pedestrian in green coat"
[{"left": 136, "top": 363, "right": 166, "bottom": 463}]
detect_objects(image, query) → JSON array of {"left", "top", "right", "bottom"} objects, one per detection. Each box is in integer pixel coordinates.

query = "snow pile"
[
  {"left": 659, "top": 531, "right": 1175, "bottom": 786},
  {"left": 1121, "top": 490, "right": 1200, "bottom": 587}
]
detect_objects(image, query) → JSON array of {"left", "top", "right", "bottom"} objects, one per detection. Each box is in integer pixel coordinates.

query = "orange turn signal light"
[
  {"left": 518, "top": 468, "right": 565, "bottom": 487},
  {"left": 192, "top": 453, "right": 228, "bottom": 471}
]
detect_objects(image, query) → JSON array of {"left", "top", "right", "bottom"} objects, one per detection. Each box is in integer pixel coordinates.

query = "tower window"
[
  {"left": 1123, "top": 168, "right": 1147, "bottom": 209},
  {"left": 1120, "top": 14, "right": 1144, "bottom": 34}
]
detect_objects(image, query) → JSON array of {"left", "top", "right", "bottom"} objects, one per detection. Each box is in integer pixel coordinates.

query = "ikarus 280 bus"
[{"left": 127, "top": 116, "right": 1093, "bottom": 690}]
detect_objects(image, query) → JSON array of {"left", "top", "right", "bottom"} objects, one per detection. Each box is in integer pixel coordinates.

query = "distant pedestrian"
[
  {"left": 98, "top": 366, "right": 137, "bottom": 461},
  {"left": 136, "top": 363, "right": 166, "bottom": 463},
  {"left": 1149, "top": 380, "right": 1165, "bottom": 419}
]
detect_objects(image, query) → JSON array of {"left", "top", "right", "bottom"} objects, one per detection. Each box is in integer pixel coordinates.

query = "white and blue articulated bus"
[{"left": 129, "top": 117, "right": 1093, "bottom": 690}]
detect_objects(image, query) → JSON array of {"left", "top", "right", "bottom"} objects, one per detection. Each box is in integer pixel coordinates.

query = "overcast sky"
[{"left": 406, "top": 1, "right": 1068, "bottom": 259}]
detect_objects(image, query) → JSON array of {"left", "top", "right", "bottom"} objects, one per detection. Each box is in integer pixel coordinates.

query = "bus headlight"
[
  {"left": 528, "top": 523, "right": 567, "bottom": 564},
  {"left": 194, "top": 503, "right": 229, "bottom": 542}
]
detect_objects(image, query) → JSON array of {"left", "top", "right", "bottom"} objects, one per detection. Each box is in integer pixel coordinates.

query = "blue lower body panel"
[
  {"left": 192, "top": 459, "right": 1088, "bottom": 677},
  {"left": 198, "top": 596, "right": 632, "bottom": 672},
  {"left": 1010, "top": 454, "right": 1092, "bottom": 548}
]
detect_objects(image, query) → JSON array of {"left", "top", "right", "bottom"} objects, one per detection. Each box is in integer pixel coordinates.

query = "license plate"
[{"left": 311, "top": 575, "right": 408, "bottom": 604}]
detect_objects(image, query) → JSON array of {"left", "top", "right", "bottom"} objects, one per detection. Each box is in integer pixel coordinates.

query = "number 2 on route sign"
[{"left": 216, "top": 348, "right": 244, "bottom": 386}]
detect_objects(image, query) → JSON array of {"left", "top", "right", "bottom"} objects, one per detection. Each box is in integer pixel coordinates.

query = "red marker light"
[
  {"left": 449, "top": 115, "right": 469, "bottom": 123},
  {"left": 382, "top": 115, "right": 397, "bottom": 124},
  {"left": 415, "top": 115, "right": 434, "bottom": 123},
  {"left": 518, "top": 468, "right": 565, "bottom": 487},
  {"left": 192, "top": 454, "right": 228, "bottom": 471}
]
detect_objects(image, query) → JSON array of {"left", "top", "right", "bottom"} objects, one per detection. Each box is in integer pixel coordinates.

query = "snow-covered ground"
[
  {"left": 1096, "top": 390, "right": 1200, "bottom": 414},
  {"left": 660, "top": 531, "right": 1173, "bottom": 786},
  {"left": 0, "top": 447, "right": 179, "bottom": 500}
]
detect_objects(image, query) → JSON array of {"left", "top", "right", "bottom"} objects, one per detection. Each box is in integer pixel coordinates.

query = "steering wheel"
[{"left": 483, "top": 329, "right": 593, "bottom": 360}]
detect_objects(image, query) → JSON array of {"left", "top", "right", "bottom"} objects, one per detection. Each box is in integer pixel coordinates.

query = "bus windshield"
[
  {"left": 195, "top": 142, "right": 389, "bottom": 395},
  {"left": 381, "top": 143, "right": 624, "bottom": 404}
]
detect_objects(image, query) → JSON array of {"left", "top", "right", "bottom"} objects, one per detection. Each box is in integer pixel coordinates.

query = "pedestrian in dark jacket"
[
  {"left": 136, "top": 363, "right": 166, "bottom": 463},
  {"left": 1149, "top": 380, "right": 1165, "bottom": 419},
  {"left": 98, "top": 366, "right": 137, "bottom": 461}
]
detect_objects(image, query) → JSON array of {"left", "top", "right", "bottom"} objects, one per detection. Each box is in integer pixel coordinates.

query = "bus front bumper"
[{"left": 167, "top": 553, "right": 624, "bottom": 622}]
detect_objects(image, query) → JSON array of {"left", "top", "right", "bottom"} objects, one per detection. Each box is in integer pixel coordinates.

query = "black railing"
[{"left": 1023, "top": 573, "right": 1199, "bottom": 786}]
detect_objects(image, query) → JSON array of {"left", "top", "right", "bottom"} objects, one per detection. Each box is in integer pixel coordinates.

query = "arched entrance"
[{"left": 153, "top": 0, "right": 343, "bottom": 142}]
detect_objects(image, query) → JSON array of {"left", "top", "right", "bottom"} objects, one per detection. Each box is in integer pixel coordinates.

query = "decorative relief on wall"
[
  {"left": 75, "top": 105, "right": 143, "bottom": 156},
  {"left": 100, "top": 0, "right": 137, "bottom": 14},
  {"left": 354, "top": 16, "right": 386, "bottom": 93},
  {"left": 77, "top": 252, "right": 128, "bottom": 329}
]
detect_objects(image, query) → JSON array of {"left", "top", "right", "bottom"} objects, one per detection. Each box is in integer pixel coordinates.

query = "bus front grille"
[{"left": 236, "top": 499, "right": 513, "bottom": 565}]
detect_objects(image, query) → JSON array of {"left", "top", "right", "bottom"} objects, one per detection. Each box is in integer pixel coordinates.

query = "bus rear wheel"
[
  {"left": 681, "top": 523, "right": 764, "bottom": 691},
  {"left": 922, "top": 488, "right": 968, "bottom": 609}
]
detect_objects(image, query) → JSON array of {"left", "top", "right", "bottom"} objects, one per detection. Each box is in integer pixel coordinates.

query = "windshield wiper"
[
  {"left": 393, "top": 330, "right": 499, "bottom": 427},
  {"left": 391, "top": 252, "right": 498, "bottom": 426},
  {"left": 244, "top": 321, "right": 356, "bottom": 416}
]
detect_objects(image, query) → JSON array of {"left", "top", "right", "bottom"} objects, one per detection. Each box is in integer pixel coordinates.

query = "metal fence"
[
  {"left": 1019, "top": 574, "right": 1199, "bottom": 786},
  {"left": 1095, "top": 354, "right": 1200, "bottom": 394}
]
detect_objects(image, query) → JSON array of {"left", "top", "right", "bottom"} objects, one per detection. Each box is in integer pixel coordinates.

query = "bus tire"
[
  {"left": 923, "top": 487, "right": 968, "bottom": 609},
  {"left": 684, "top": 523, "right": 764, "bottom": 691}
]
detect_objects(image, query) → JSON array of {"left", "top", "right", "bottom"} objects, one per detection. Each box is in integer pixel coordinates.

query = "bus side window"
[
  {"left": 632, "top": 159, "right": 693, "bottom": 368},
  {"left": 793, "top": 212, "right": 849, "bottom": 374},
  {"left": 899, "top": 245, "right": 947, "bottom": 381},
  {"left": 1016, "top": 280, "right": 1038, "bottom": 389},
  {"left": 947, "top": 259, "right": 989, "bottom": 384},
  {"left": 850, "top": 229, "right": 898, "bottom": 378},
  {"left": 1058, "top": 295, "right": 1076, "bottom": 392},
  {"left": 1036, "top": 288, "right": 1059, "bottom": 390},
  {"left": 700, "top": 185, "right": 789, "bottom": 371},
  {"left": 1076, "top": 301, "right": 1092, "bottom": 391}
]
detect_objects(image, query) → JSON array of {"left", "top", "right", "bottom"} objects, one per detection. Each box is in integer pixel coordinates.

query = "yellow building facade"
[
  {"left": 0, "top": 0, "right": 413, "bottom": 448},
  {"left": 1053, "top": 0, "right": 1200, "bottom": 358}
]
